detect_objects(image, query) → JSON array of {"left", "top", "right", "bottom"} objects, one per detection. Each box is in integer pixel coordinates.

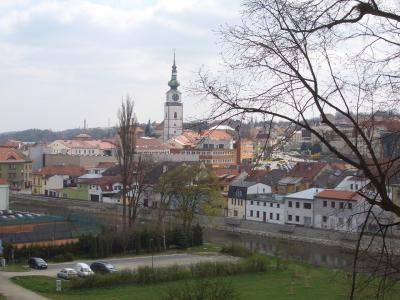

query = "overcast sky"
[{"left": 0, "top": 0, "right": 241, "bottom": 132}]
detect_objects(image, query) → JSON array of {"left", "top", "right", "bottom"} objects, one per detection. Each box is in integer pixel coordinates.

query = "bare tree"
[
  {"left": 116, "top": 96, "right": 136, "bottom": 230},
  {"left": 195, "top": 1, "right": 400, "bottom": 298}
]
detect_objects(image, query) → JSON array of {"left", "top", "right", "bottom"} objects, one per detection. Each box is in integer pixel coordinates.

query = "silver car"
[{"left": 57, "top": 268, "right": 78, "bottom": 280}]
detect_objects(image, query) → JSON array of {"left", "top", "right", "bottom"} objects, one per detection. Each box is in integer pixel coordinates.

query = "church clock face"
[{"left": 172, "top": 94, "right": 179, "bottom": 101}]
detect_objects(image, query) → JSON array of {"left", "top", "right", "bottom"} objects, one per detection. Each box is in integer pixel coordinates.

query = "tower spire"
[{"left": 168, "top": 49, "right": 179, "bottom": 90}]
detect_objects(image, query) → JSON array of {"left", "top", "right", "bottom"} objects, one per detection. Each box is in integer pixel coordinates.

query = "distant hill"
[{"left": 0, "top": 127, "right": 117, "bottom": 142}]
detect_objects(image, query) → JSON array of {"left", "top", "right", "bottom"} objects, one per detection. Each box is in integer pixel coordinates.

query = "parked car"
[
  {"left": 74, "top": 263, "right": 94, "bottom": 277},
  {"left": 28, "top": 257, "right": 48, "bottom": 269},
  {"left": 90, "top": 262, "right": 118, "bottom": 273},
  {"left": 57, "top": 268, "right": 78, "bottom": 280}
]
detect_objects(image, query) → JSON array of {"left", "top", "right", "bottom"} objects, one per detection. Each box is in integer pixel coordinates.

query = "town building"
[
  {"left": 82, "top": 176, "right": 123, "bottom": 203},
  {"left": 313, "top": 190, "right": 360, "bottom": 232},
  {"left": 227, "top": 181, "right": 272, "bottom": 218},
  {"left": 0, "top": 147, "right": 32, "bottom": 190},
  {"left": 47, "top": 135, "right": 115, "bottom": 156},
  {"left": 246, "top": 193, "right": 284, "bottom": 224},
  {"left": 284, "top": 188, "right": 324, "bottom": 227},
  {"left": 32, "top": 165, "right": 86, "bottom": 196}
]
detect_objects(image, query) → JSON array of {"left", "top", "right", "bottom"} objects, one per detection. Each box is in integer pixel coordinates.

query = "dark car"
[
  {"left": 90, "top": 262, "right": 117, "bottom": 273},
  {"left": 28, "top": 257, "right": 48, "bottom": 269}
]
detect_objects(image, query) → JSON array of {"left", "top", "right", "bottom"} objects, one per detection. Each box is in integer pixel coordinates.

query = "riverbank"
[{"left": 201, "top": 216, "right": 400, "bottom": 256}]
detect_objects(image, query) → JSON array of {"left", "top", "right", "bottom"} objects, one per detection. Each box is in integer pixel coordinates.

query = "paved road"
[{"left": 0, "top": 253, "right": 235, "bottom": 300}]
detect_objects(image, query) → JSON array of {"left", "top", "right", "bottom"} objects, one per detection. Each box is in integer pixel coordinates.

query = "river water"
[{"left": 204, "top": 229, "right": 355, "bottom": 270}]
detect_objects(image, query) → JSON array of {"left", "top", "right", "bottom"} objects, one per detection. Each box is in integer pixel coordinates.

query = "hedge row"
[
  {"left": 2, "top": 224, "right": 203, "bottom": 262},
  {"left": 69, "top": 254, "right": 268, "bottom": 289}
]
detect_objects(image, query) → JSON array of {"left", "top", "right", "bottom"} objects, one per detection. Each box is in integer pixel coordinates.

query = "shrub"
[
  {"left": 70, "top": 254, "right": 268, "bottom": 290},
  {"left": 220, "top": 244, "right": 253, "bottom": 257}
]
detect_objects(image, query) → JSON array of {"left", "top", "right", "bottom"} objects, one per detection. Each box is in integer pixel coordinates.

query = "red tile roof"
[
  {"left": 0, "top": 147, "right": 27, "bottom": 161},
  {"left": 288, "top": 162, "right": 328, "bottom": 182},
  {"left": 136, "top": 137, "right": 170, "bottom": 150},
  {"left": 201, "top": 130, "right": 233, "bottom": 141},
  {"left": 33, "top": 165, "right": 86, "bottom": 177},
  {"left": 0, "top": 178, "right": 8, "bottom": 185},
  {"left": 315, "top": 189, "right": 359, "bottom": 201}
]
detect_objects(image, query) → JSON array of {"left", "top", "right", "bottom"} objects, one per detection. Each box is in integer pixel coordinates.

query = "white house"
[
  {"left": 0, "top": 178, "right": 9, "bottom": 210},
  {"left": 85, "top": 176, "right": 123, "bottom": 203},
  {"left": 284, "top": 188, "right": 324, "bottom": 227},
  {"left": 246, "top": 194, "right": 284, "bottom": 224},
  {"left": 227, "top": 181, "right": 272, "bottom": 219}
]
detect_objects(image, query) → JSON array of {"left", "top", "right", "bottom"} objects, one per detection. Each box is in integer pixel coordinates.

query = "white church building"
[{"left": 163, "top": 53, "right": 183, "bottom": 142}]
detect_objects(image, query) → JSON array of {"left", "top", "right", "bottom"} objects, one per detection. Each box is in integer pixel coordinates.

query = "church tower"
[{"left": 163, "top": 52, "right": 183, "bottom": 142}]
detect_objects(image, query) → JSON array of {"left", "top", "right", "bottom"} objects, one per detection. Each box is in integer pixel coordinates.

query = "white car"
[
  {"left": 57, "top": 268, "right": 78, "bottom": 280},
  {"left": 74, "top": 263, "right": 94, "bottom": 277}
]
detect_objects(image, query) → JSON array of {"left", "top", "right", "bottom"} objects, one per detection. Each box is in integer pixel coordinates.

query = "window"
[
  {"left": 322, "top": 216, "right": 327, "bottom": 223},
  {"left": 348, "top": 203, "right": 353, "bottom": 209},
  {"left": 270, "top": 202, "right": 273, "bottom": 207},
  {"left": 231, "top": 199, "right": 233, "bottom": 205},
  {"left": 288, "top": 215, "right": 292, "bottom": 221},
  {"left": 256, "top": 211, "right": 260, "bottom": 218},
  {"left": 277, "top": 204, "right": 280, "bottom": 208},
  {"left": 295, "top": 202, "right": 300, "bottom": 208},
  {"left": 218, "top": 144, "right": 224, "bottom": 149},
  {"left": 234, "top": 210, "right": 238, "bottom": 217},
  {"left": 338, "top": 217, "right": 344, "bottom": 225},
  {"left": 270, "top": 212, "right": 273, "bottom": 220},
  {"left": 250, "top": 210, "right": 253, "bottom": 217},
  {"left": 251, "top": 200, "right": 253, "bottom": 205},
  {"left": 331, "top": 201, "right": 335, "bottom": 208},
  {"left": 303, "top": 203, "right": 312, "bottom": 209},
  {"left": 257, "top": 201, "right": 260, "bottom": 206},
  {"left": 288, "top": 201, "right": 292, "bottom": 207},
  {"left": 174, "top": 112, "right": 177, "bottom": 119},
  {"left": 323, "top": 201, "right": 327, "bottom": 207},
  {"left": 350, "top": 183, "right": 354, "bottom": 190},
  {"left": 295, "top": 215, "right": 300, "bottom": 222},
  {"left": 355, "top": 184, "right": 358, "bottom": 190},
  {"left": 339, "top": 202, "right": 344, "bottom": 209},
  {"left": 276, "top": 213, "right": 280, "bottom": 220},
  {"left": 263, "top": 202, "right": 266, "bottom": 207}
]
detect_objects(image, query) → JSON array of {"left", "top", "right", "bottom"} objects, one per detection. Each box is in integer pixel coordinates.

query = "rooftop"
[
  {"left": 33, "top": 165, "right": 86, "bottom": 177},
  {"left": 315, "top": 189, "right": 359, "bottom": 201},
  {"left": 285, "top": 188, "right": 325, "bottom": 200}
]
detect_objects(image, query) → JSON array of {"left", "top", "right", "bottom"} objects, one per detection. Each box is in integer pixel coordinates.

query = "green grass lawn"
[{"left": 12, "top": 259, "right": 399, "bottom": 300}]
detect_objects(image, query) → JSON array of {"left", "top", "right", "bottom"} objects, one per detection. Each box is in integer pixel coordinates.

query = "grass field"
[{"left": 12, "top": 259, "right": 399, "bottom": 300}]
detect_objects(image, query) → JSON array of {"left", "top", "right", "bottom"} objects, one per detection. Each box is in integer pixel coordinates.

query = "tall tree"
[
  {"left": 116, "top": 96, "right": 136, "bottom": 229},
  {"left": 196, "top": 1, "right": 400, "bottom": 298}
]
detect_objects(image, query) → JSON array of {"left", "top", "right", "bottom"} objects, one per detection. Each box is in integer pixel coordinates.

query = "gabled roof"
[
  {"left": 230, "top": 180, "right": 257, "bottom": 188},
  {"left": 33, "top": 165, "right": 86, "bottom": 177},
  {"left": 0, "top": 147, "right": 28, "bottom": 162},
  {"left": 315, "top": 189, "right": 359, "bottom": 201}
]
